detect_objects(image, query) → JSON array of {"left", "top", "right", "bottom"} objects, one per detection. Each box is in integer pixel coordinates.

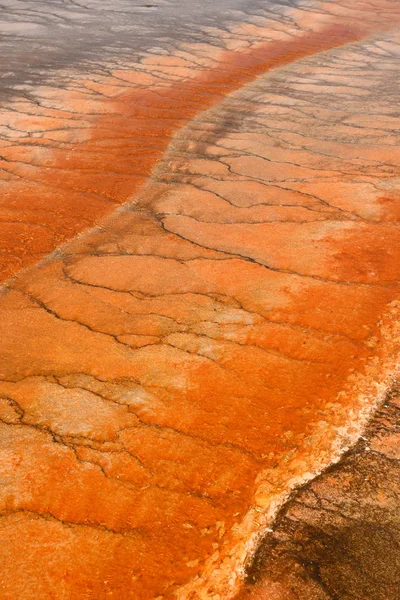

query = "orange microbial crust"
[
  {"left": 0, "top": 1, "right": 400, "bottom": 599},
  {"left": 0, "top": 18, "right": 380, "bottom": 282}
]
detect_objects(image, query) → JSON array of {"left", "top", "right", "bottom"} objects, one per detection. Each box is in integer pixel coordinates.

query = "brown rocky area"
[{"left": 237, "top": 383, "right": 400, "bottom": 600}]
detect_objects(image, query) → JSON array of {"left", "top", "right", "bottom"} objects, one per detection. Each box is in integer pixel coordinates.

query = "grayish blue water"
[{"left": 0, "top": 0, "right": 298, "bottom": 100}]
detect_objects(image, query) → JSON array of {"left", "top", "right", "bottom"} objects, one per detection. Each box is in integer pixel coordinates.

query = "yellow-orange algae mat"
[{"left": 0, "top": 1, "right": 400, "bottom": 598}]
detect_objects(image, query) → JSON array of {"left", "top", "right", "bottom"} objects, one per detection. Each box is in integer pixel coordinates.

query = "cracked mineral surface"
[{"left": 0, "top": 1, "right": 399, "bottom": 599}]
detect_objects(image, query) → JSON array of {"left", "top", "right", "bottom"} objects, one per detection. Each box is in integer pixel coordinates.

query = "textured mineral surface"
[{"left": 0, "top": 1, "right": 399, "bottom": 599}]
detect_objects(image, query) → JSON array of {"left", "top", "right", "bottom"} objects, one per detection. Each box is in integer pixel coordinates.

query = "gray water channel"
[{"left": 0, "top": 0, "right": 303, "bottom": 100}]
